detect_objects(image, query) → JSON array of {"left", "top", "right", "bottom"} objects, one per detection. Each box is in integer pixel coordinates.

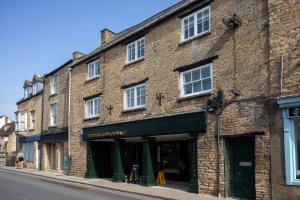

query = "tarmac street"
[{"left": 0, "top": 169, "right": 163, "bottom": 200}]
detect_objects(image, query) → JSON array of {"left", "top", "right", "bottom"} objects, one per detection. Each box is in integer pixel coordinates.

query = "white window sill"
[
  {"left": 286, "top": 179, "right": 300, "bottom": 186},
  {"left": 179, "top": 31, "right": 211, "bottom": 46},
  {"left": 84, "top": 115, "right": 100, "bottom": 121},
  {"left": 178, "top": 90, "right": 213, "bottom": 101},
  {"left": 50, "top": 93, "right": 57, "bottom": 97},
  {"left": 86, "top": 76, "right": 100, "bottom": 83},
  {"left": 125, "top": 57, "right": 145, "bottom": 66},
  {"left": 123, "top": 106, "right": 146, "bottom": 113}
]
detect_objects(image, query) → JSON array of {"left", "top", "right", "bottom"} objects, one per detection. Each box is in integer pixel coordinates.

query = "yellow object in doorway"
[{"left": 156, "top": 171, "right": 166, "bottom": 185}]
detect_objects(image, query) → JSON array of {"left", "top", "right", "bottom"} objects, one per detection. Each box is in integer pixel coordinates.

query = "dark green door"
[{"left": 231, "top": 138, "right": 255, "bottom": 199}]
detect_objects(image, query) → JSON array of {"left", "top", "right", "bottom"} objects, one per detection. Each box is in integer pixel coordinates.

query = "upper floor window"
[
  {"left": 51, "top": 74, "right": 58, "bottom": 95},
  {"left": 85, "top": 97, "right": 100, "bottom": 119},
  {"left": 87, "top": 59, "right": 100, "bottom": 80},
  {"left": 32, "top": 82, "right": 43, "bottom": 95},
  {"left": 126, "top": 37, "right": 145, "bottom": 63},
  {"left": 124, "top": 84, "right": 146, "bottom": 110},
  {"left": 16, "top": 111, "right": 27, "bottom": 132},
  {"left": 24, "top": 87, "right": 32, "bottom": 98},
  {"left": 30, "top": 111, "right": 35, "bottom": 130},
  {"left": 181, "top": 6, "right": 210, "bottom": 41},
  {"left": 50, "top": 104, "right": 57, "bottom": 126},
  {"left": 180, "top": 63, "right": 212, "bottom": 97}
]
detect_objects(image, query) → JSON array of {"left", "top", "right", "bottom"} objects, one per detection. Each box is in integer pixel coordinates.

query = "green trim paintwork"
[
  {"left": 188, "top": 133, "right": 199, "bottom": 193},
  {"left": 82, "top": 111, "right": 206, "bottom": 140},
  {"left": 230, "top": 138, "right": 255, "bottom": 199},
  {"left": 86, "top": 141, "right": 97, "bottom": 178},
  {"left": 112, "top": 139, "right": 125, "bottom": 182},
  {"left": 141, "top": 137, "right": 156, "bottom": 186}
]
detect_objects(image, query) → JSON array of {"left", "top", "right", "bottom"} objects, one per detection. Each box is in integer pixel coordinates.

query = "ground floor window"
[
  {"left": 294, "top": 119, "right": 300, "bottom": 179},
  {"left": 22, "top": 142, "right": 34, "bottom": 162},
  {"left": 277, "top": 97, "right": 300, "bottom": 185}
]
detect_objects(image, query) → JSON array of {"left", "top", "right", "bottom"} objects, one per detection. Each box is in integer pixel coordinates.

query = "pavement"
[{"left": 0, "top": 166, "right": 228, "bottom": 200}]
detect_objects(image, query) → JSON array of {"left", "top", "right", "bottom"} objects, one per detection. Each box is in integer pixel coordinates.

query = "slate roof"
[
  {"left": 0, "top": 122, "right": 15, "bottom": 137},
  {"left": 70, "top": 0, "right": 201, "bottom": 67}
]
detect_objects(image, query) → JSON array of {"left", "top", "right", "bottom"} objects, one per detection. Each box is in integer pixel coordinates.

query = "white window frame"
[
  {"left": 126, "top": 37, "right": 145, "bottom": 63},
  {"left": 180, "top": 63, "right": 213, "bottom": 98},
  {"left": 30, "top": 111, "right": 35, "bottom": 130},
  {"left": 85, "top": 97, "right": 100, "bottom": 119},
  {"left": 124, "top": 83, "right": 146, "bottom": 110},
  {"left": 51, "top": 74, "right": 58, "bottom": 95},
  {"left": 16, "top": 111, "right": 27, "bottom": 132},
  {"left": 181, "top": 5, "right": 211, "bottom": 41},
  {"left": 32, "top": 83, "right": 37, "bottom": 95},
  {"left": 24, "top": 87, "right": 32, "bottom": 98},
  {"left": 50, "top": 104, "right": 57, "bottom": 126},
  {"left": 87, "top": 59, "right": 100, "bottom": 80}
]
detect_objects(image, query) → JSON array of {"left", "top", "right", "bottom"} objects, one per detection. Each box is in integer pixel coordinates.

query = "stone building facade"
[
  {"left": 68, "top": 0, "right": 271, "bottom": 199},
  {"left": 16, "top": 75, "right": 44, "bottom": 169},
  {"left": 14, "top": 0, "right": 300, "bottom": 199},
  {"left": 40, "top": 52, "right": 85, "bottom": 173},
  {"left": 40, "top": 60, "right": 72, "bottom": 172},
  {"left": 269, "top": 0, "right": 300, "bottom": 199}
]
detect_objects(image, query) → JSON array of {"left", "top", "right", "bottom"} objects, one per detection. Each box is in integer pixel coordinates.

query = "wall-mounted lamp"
[{"left": 207, "top": 90, "right": 225, "bottom": 113}]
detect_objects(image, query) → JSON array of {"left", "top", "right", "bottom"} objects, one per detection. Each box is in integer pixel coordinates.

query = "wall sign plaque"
[{"left": 288, "top": 107, "right": 300, "bottom": 118}]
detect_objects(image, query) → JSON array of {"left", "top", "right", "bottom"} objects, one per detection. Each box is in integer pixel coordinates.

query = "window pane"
[
  {"left": 184, "top": 19, "right": 189, "bottom": 39},
  {"left": 197, "top": 12, "right": 203, "bottom": 34},
  {"left": 203, "top": 19, "right": 209, "bottom": 32},
  {"left": 128, "top": 44, "right": 135, "bottom": 62},
  {"left": 193, "top": 81, "right": 202, "bottom": 93},
  {"left": 95, "top": 60, "right": 100, "bottom": 76},
  {"left": 184, "top": 84, "right": 193, "bottom": 95},
  {"left": 192, "top": 69, "right": 201, "bottom": 81},
  {"left": 188, "top": 16, "right": 194, "bottom": 38},
  {"left": 203, "top": 8, "right": 209, "bottom": 20},
  {"left": 202, "top": 78, "right": 212, "bottom": 90},
  {"left": 295, "top": 119, "right": 300, "bottom": 179},
  {"left": 126, "top": 88, "right": 135, "bottom": 108},
  {"left": 183, "top": 72, "right": 192, "bottom": 83},
  {"left": 137, "top": 39, "right": 145, "bottom": 58},
  {"left": 94, "top": 98, "right": 100, "bottom": 115},
  {"left": 201, "top": 66, "right": 210, "bottom": 78}
]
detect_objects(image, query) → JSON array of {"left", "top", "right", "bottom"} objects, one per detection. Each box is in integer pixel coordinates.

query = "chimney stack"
[
  {"left": 101, "top": 28, "right": 116, "bottom": 45},
  {"left": 72, "top": 51, "right": 85, "bottom": 60}
]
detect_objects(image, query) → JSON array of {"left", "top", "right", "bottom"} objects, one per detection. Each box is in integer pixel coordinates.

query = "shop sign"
[
  {"left": 88, "top": 131, "right": 125, "bottom": 139},
  {"left": 288, "top": 107, "right": 300, "bottom": 118}
]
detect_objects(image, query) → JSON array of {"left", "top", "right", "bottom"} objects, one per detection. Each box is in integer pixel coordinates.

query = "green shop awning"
[{"left": 82, "top": 111, "right": 207, "bottom": 140}]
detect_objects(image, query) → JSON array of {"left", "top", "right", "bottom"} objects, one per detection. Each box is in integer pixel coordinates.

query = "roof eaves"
[
  {"left": 70, "top": 0, "right": 201, "bottom": 68},
  {"left": 16, "top": 90, "right": 43, "bottom": 105},
  {"left": 44, "top": 59, "right": 73, "bottom": 78}
]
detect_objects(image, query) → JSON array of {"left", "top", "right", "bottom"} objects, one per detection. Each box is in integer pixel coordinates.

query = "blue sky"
[{"left": 0, "top": 0, "right": 180, "bottom": 120}]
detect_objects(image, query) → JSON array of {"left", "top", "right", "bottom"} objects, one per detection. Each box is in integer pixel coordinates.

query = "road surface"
[{"left": 0, "top": 169, "right": 162, "bottom": 200}]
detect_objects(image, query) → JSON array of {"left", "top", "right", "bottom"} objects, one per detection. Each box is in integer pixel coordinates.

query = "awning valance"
[{"left": 83, "top": 111, "right": 206, "bottom": 140}]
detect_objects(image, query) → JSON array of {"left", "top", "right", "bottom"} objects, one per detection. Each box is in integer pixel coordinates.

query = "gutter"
[{"left": 69, "top": 0, "right": 203, "bottom": 68}]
